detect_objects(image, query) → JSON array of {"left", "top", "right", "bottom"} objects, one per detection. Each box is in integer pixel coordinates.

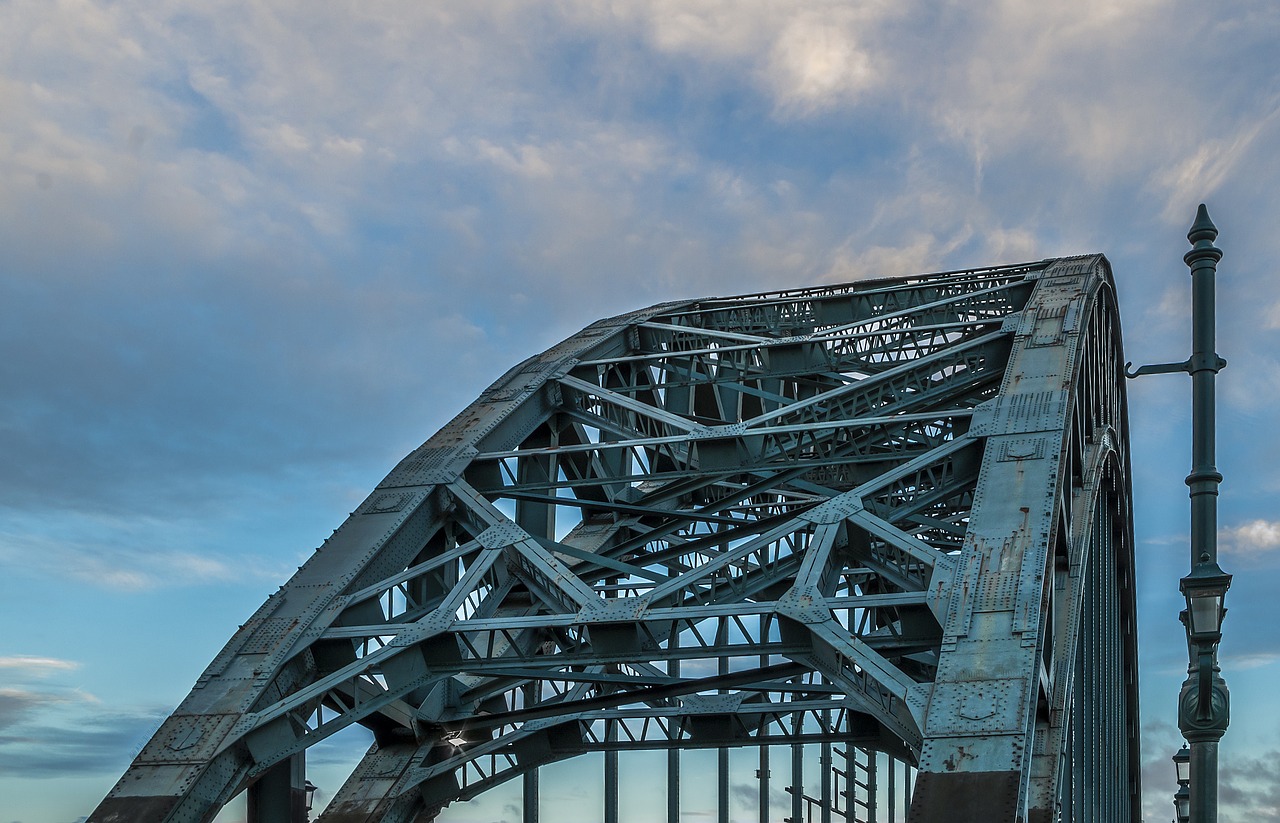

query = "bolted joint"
[{"left": 1187, "top": 352, "right": 1227, "bottom": 374}]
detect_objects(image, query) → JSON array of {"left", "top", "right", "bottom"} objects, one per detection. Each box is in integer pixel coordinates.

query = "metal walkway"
[{"left": 89, "top": 256, "right": 1140, "bottom": 823}]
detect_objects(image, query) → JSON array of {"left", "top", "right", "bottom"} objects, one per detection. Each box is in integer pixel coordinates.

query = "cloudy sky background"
[{"left": 2, "top": 0, "right": 1280, "bottom": 820}]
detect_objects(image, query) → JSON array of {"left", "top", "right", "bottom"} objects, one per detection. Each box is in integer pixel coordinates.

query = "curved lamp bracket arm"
[{"left": 1125, "top": 355, "right": 1226, "bottom": 380}]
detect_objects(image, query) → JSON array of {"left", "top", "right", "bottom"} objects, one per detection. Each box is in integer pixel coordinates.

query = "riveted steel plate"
[
  {"left": 688, "top": 423, "right": 747, "bottom": 440},
  {"left": 802, "top": 463, "right": 860, "bottom": 490},
  {"left": 799, "top": 494, "right": 863, "bottom": 524},
  {"left": 589, "top": 596, "right": 651, "bottom": 622},
  {"left": 925, "top": 679, "right": 1023, "bottom": 737},
  {"left": 995, "top": 438, "right": 1047, "bottom": 462},
  {"left": 972, "top": 391, "right": 1066, "bottom": 437},
  {"left": 241, "top": 616, "right": 295, "bottom": 655},
  {"left": 135, "top": 714, "right": 239, "bottom": 765},
  {"left": 1027, "top": 303, "right": 1069, "bottom": 348},
  {"left": 487, "top": 363, "right": 557, "bottom": 402},
  {"left": 477, "top": 521, "right": 530, "bottom": 549},
  {"left": 382, "top": 446, "right": 467, "bottom": 488},
  {"left": 1040, "top": 256, "right": 1097, "bottom": 280},
  {"left": 363, "top": 491, "right": 412, "bottom": 515},
  {"left": 972, "top": 571, "right": 1019, "bottom": 611}
]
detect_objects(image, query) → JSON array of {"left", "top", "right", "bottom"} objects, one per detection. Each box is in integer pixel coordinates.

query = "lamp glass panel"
[{"left": 1188, "top": 591, "right": 1222, "bottom": 636}]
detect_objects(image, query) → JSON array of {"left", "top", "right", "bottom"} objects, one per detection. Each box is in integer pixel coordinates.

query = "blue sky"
[{"left": 2, "top": 1, "right": 1279, "bottom": 821}]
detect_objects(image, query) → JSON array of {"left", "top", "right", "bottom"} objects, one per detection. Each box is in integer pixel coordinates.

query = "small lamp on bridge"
[
  {"left": 303, "top": 780, "right": 318, "bottom": 816},
  {"left": 1180, "top": 553, "right": 1232, "bottom": 723},
  {"left": 1180, "top": 553, "right": 1231, "bottom": 642},
  {"left": 1172, "top": 744, "right": 1191, "bottom": 823},
  {"left": 1174, "top": 783, "right": 1191, "bottom": 823}
]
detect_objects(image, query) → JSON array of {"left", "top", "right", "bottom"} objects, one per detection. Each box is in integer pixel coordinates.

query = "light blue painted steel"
[{"left": 86, "top": 259, "right": 1137, "bottom": 823}]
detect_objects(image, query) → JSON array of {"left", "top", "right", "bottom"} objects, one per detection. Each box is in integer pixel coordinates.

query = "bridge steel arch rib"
[{"left": 90, "top": 256, "right": 1139, "bottom": 823}]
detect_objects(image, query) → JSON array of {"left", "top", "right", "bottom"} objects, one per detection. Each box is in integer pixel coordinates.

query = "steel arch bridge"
[{"left": 91, "top": 255, "right": 1140, "bottom": 823}]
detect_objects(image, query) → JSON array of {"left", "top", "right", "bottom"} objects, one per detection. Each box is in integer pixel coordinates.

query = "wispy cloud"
[
  {"left": 0, "top": 657, "right": 80, "bottom": 676},
  {"left": 0, "top": 710, "right": 166, "bottom": 778},
  {"left": 1222, "top": 651, "right": 1280, "bottom": 670},
  {"left": 0, "top": 686, "right": 100, "bottom": 732},
  {"left": 1155, "top": 99, "right": 1280, "bottom": 222},
  {"left": 0, "top": 520, "right": 291, "bottom": 591}
]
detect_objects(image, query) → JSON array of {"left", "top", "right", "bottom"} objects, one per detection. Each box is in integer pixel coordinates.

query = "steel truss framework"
[{"left": 90, "top": 256, "right": 1140, "bottom": 823}]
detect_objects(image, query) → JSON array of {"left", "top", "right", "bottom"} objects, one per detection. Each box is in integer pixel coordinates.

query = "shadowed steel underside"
[{"left": 90, "top": 256, "right": 1139, "bottom": 823}]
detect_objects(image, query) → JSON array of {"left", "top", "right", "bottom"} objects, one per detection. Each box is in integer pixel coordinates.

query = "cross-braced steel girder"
[{"left": 89, "top": 256, "right": 1139, "bottom": 823}]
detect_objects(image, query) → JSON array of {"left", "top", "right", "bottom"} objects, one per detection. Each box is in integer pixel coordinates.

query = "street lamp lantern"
[
  {"left": 304, "top": 780, "right": 318, "bottom": 814},
  {"left": 1175, "top": 783, "right": 1191, "bottom": 823},
  {"left": 1181, "top": 555, "right": 1231, "bottom": 641},
  {"left": 1173, "top": 744, "right": 1191, "bottom": 787}
]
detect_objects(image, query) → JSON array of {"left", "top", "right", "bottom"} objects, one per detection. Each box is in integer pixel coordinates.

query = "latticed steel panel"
[{"left": 89, "top": 257, "right": 1139, "bottom": 823}]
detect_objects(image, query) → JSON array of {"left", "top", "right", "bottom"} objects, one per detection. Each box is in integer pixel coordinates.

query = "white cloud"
[
  {"left": 1137, "top": 521, "right": 1280, "bottom": 563},
  {"left": 562, "top": 0, "right": 902, "bottom": 116},
  {"left": 0, "top": 656, "right": 80, "bottom": 675},
  {"left": 826, "top": 229, "right": 973, "bottom": 282},
  {"left": 763, "top": 12, "right": 878, "bottom": 115},
  {"left": 475, "top": 139, "right": 556, "bottom": 179},
  {"left": 1220, "top": 519, "right": 1280, "bottom": 559}
]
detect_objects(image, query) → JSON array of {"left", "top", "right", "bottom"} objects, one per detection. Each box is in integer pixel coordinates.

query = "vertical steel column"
[
  {"left": 760, "top": 650, "right": 771, "bottom": 823},
  {"left": 668, "top": 638, "right": 681, "bottom": 823},
  {"left": 820, "top": 709, "right": 832, "bottom": 823},
  {"left": 865, "top": 751, "right": 876, "bottom": 823},
  {"left": 791, "top": 730, "right": 804, "bottom": 823},
  {"left": 719, "top": 653, "right": 730, "bottom": 823},
  {"left": 887, "top": 758, "right": 895, "bottom": 823},
  {"left": 523, "top": 682, "right": 539, "bottom": 823},
  {"left": 605, "top": 578, "right": 620, "bottom": 823},
  {"left": 247, "top": 753, "right": 306, "bottom": 823},
  {"left": 760, "top": 745, "right": 772, "bottom": 823},
  {"left": 605, "top": 720, "right": 619, "bottom": 823}
]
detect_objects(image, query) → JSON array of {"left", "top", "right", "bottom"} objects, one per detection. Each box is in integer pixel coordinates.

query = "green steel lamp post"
[
  {"left": 1128, "top": 204, "right": 1231, "bottom": 822},
  {"left": 1178, "top": 206, "right": 1231, "bottom": 823}
]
